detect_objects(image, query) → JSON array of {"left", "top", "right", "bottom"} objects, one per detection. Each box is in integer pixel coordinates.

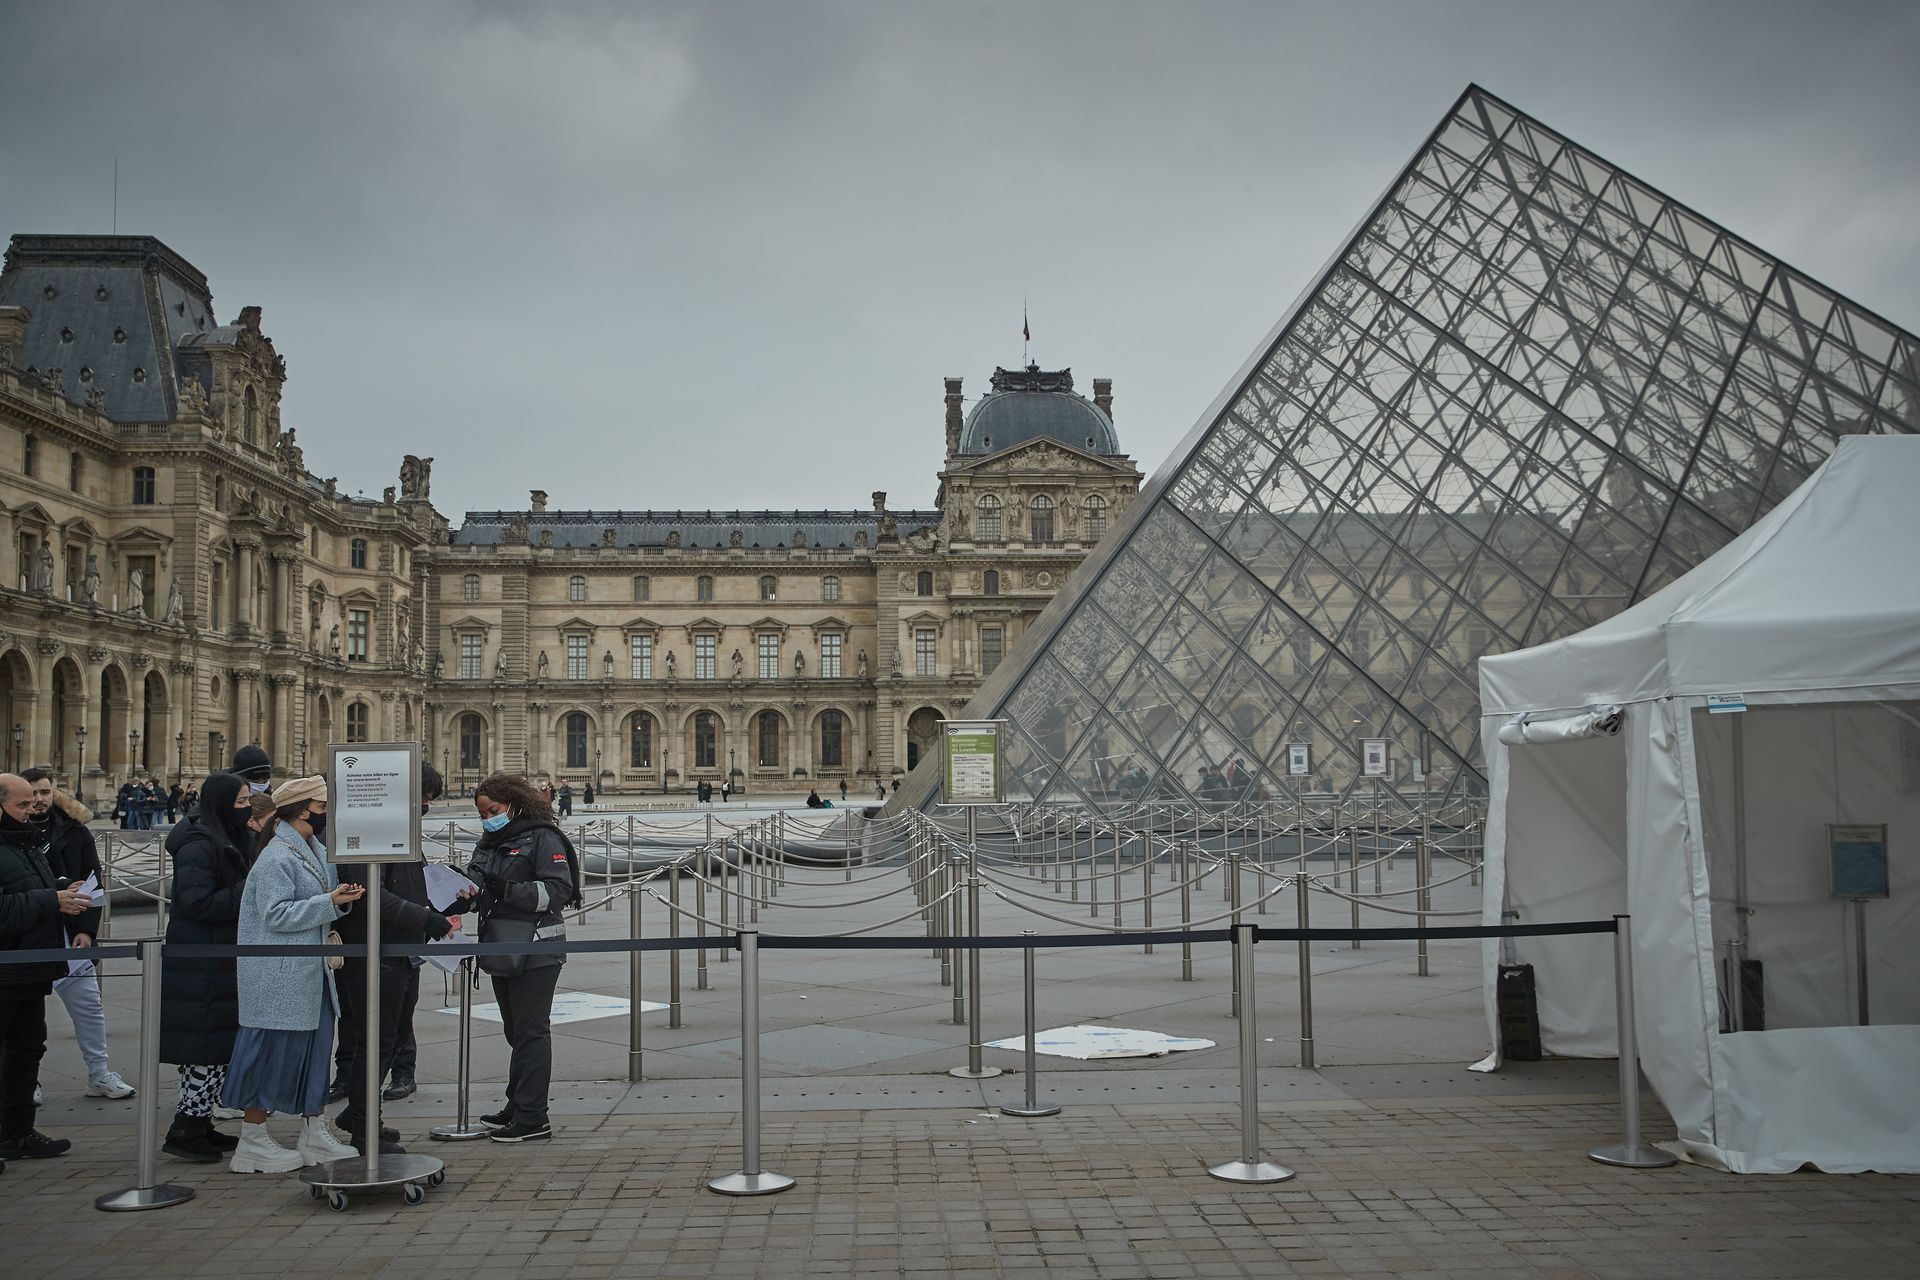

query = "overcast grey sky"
[{"left": 5, "top": 1, "right": 1917, "bottom": 521}]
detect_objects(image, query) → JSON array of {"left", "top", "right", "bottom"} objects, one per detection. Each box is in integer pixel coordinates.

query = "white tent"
[{"left": 1477, "top": 434, "right": 1920, "bottom": 1174}]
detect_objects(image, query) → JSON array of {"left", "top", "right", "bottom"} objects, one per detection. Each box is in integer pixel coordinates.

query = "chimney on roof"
[
  {"left": 1092, "top": 378, "right": 1113, "bottom": 422},
  {"left": 530, "top": 489, "right": 548, "bottom": 512},
  {"left": 944, "top": 378, "right": 964, "bottom": 456}
]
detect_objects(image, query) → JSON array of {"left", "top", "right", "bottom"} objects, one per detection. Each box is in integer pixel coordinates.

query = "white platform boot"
[
  {"left": 296, "top": 1115, "right": 359, "bottom": 1165},
  {"left": 229, "top": 1122, "right": 304, "bottom": 1174}
]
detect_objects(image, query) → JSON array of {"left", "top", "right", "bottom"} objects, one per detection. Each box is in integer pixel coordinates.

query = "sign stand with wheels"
[{"left": 301, "top": 741, "right": 447, "bottom": 1211}]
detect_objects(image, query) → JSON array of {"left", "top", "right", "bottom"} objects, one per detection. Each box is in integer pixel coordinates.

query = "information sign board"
[
  {"left": 941, "top": 720, "right": 1004, "bottom": 806},
  {"left": 325, "top": 741, "right": 423, "bottom": 864},
  {"left": 1829, "top": 824, "right": 1889, "bottom": 899},
  {"left": 1286, "top": 743, "right": 1311, "bottom": 777},
  {"left": 1360, "top": 738, "right": 1390, "bottom": 778}
]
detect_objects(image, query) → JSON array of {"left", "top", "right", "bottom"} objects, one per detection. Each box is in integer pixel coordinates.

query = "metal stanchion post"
[
  {"left": 708, "top": 928, "right": 795, "bottom": 1196},
  {"left": 96, "top": 937, "right": 195, "bottom": 1211},
  {"left": 1296, "top": 871, "right": 1315, "bottom": 1070},
  {"left": 1000, "top": 932, "right": 1059, "bottom": 1117},
  {"left": 1180, "top": 840, "right": 1193, "bottom": 982},
  {"left": 1208, "top": 923, "right": 1294, "bottom": 1184},
  {"left": 1588, "top": 915, "right": 1678, "bottom": 1169},
  {"left": 1142, "top": 832, "right": 1154, "bottom": 954},
  {"left": 1228, "top": 849, "right": 1243, "bottom": 1019},
  {"left": 153, "top": 843, "right": 169, "bottom": 936},
  {"left": 949, "top": 811, "right": 1002, "bottom": 1079},
  {"left": 628, "top": 888, "right": 644, "bottom": 1081},
  {"left": 1416, "top": 836, "right": 1431, "bottom": 977},
  {"left": 431, "top": 959, "right": 491, "bottom": 1140},
  {"left": 696, "top": 853, "right": 709, "bottom": 992},
  {"left": 668, "top": 863, "right": 683, "bottom": 1028},
  {"left": 716, "top": 842, "right": 732, "bottom": 966},
  {"left": 948, "top": 854, "right": 966, "bottom": 1027},
  {"left": 1347, "top": 827, "right": 1361, "bottom": 948}
]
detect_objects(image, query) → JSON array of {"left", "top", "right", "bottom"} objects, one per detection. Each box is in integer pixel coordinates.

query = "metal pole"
[
  {"left": 95, "top": 936, "right": 195, "bottom": 1211},
  {"left": 695, "top": 849, "right": 709, "bottom": 992},
  {"left": 1000, "top": 932, "right": 1058, "bottom": 1117},
  {"left": 430, "top": 959, "right": 490, "bottom": 1140},
  {"left": 1416, "top": 836, "right": 1431, "bottom": 977},
  {"left": 1588, "top": 915, "right": 1678, "bottom": 1168},
  {"left": 707, "top": 928, "right": 795, "bottom": 1195},
  {"left": 1228, "top": 849, "right": 1243, "bottom": 1019},
  {"left": 1296, "top": 871, "right": 1315, "bottom": 1070},
  {"left": 1142, "top": 831, "right": 1154, "bottom": 955},
  {"left": 1725, "top": 938, "right": 1746, "bottom": 1033},
  {"left": 1854, "top": 898, "right": 1870, "bottom": 1027},
  {"left": 949, "top": 854, "right": 966, "bottom": 1024},
  {"left": 365, "top": 870, "right": 384, "bottom": 1180},
  {"left": 1180, "top": 840, "right": 1193, "bottom": 982},
  {"left": 1347, "top": 826, "right": 1360, "bottom": 948},
  {"left": 628, "top": 888, "right": 644, "bottom": 1081},
  {"left": 1207, "top": 923, "right": 1294, "bottom": 1183},
  {"left": 668, "top": 863, "right": 683, "bottom": 1028},
  {"left": 153, "top": 842, "right": 168, "bottom": 936},
  {"left": 716, "top": 841, "right": 731, "bottom": 965}
]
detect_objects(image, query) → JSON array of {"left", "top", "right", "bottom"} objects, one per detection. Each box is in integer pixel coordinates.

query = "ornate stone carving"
[
  {"left": 399, "top": 455, "right": 433, "bottom": 500},
  {"left": 36, "top": 639, "right": 63, "bottom": 657},
  {"left": 87, "top": 646, "right": 110, "bottom": 663},
  {"left": 537, "top": 651, "right": 550, "bottom": 677},
  {"left": 538, "top": 529, "right": 553, "bottom": 548},
  {"left": 126, "top": 569, "right": 145, "bottom": 615},
  {"left": 505, "top": 514, "right": 529, "bottom": 544},
  {"left": 32, "top": 545, "right": 54, "bottom": 593},
  {"left": 730, "top": 529, "right": 743, "bottom": 548},
  {"left": 81, "top": 554, "right": 101, "bottom": 606}
]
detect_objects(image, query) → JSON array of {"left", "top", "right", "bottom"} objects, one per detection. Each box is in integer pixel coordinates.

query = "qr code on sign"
[{"left": 345, "top": 836, "right": 361, "bottom": 850}]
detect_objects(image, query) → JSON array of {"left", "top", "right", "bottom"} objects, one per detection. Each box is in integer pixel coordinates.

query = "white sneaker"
[
  {"left": 295, "top": 1116, "right": 358, "bottom": 1165},
  {"left": 229, "top": 1123, "right": 304, "bottom": 1175},
  {"left": 212, "top": 1105, "right": 244, "bottom": 1121},
  {"left": 87, "top": 1070, "right": 136, "bottom": 1099}
]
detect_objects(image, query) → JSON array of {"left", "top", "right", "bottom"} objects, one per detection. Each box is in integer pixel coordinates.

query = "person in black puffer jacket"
[
  {"left": 0, "top": 773, "right": 90, "bottom": 1163},
  {"left": 332, "top": 763, "right": 462, "bottom": 1155},
  {"left": 449, "top": 772, "right": 579, "bottom": 1144},
  {"left": 157, "top": 772, "right": 257, "bottom": 1162}
]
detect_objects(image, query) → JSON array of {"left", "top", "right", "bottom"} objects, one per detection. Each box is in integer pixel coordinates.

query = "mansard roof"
[{"left": 450, "top": 508, "right": 941, "bottom": 550}]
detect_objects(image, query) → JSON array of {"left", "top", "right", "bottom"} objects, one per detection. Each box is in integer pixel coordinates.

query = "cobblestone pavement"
[{"left": 5, "top": 1096, "right": 1916, "bottom": 1279}]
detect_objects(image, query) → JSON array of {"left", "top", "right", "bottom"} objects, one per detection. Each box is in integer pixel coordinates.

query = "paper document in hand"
[
  {"left": 79, "top": 871, "right": 106, "bottom": 905},
  {"left": 424, "top": 936, "right": 466, "bottom": 973},
  {"left": 422, "top": 863, "right": 472, "bottom": 912}
]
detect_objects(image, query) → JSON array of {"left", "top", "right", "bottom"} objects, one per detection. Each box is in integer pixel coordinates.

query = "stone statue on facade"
[
  {"left": 329, "top": 622, "right": 341, "bottom": 657},
  {"left": 794, "top": 650, "right": 806, "bottom": 676},
  {"left": 730, "top": 529, "right": 743, "bottom": 548},
  {"left": 495, "top": 648, "right": 507, "bottom": 678},
  {"left": 163, "top": 577, "right": 183, "bottom": 624},
  {"left": 537, "top": 650, "right": 550, "bottom": 678},
  {"left": 730, "top": 648, "right": 744, "bottom": 679},
  {"left": 127, "top": 568, "right": 145, "bottom": 615},
  {"left": 889, "top": 647, "right": 902, "bottom": 677},
  {"left": 275, "top": 427, "right": 303, "bottom": 474},
  {"left": 603, "top": 649, "right": 614, "bottom": 678},
  {"left": 399, "top": 454, "right": 433, "bottom": 500},
  {"left": 32, "top": 545, "right": 54, "bottom": 593},
  {"left": 857, "top": 648, "right": 869, "bottom": 678},
  {"left": 664, "top": 649, "right": 676, "bottom": 678},
  {"left": 432, "top": 650, "right": 445, "bottom": 678},
  {"left": 82, "top": 553, "right": 101, "bottom": 605}
]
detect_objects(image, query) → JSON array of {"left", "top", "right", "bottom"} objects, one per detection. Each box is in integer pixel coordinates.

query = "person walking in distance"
[
  {"left": 557, "top": 781, "right": 573, "bottom": 818},
  {"left": 156, "top": 772, "right": 258, "bottom": 1162},
  {"left": 0, "top": 773, "right": 88, "bottom": 1165},
  {"left": 221, "top": 777, "right": 364, "bottom": 1173},
  {"left": 450, "top": 773, "right": 580, "bottom": 1143},
  {"left": 21, "top": 770, "right": 135, "bottom": 1102}
]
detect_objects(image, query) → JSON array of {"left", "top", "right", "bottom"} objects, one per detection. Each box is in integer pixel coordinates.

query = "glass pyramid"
[{"left": 915, "top": 84, "right": 1919, "bottom": 809}]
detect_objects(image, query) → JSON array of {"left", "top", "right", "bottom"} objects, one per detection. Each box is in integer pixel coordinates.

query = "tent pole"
[{"left": 1729, "top": 715, "right": 1751, "bottom": 1032}]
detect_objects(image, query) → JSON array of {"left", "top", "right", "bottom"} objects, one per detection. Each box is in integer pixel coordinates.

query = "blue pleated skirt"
[{"left": 222, "top": 986, "right": 335, "bottom": 1116}]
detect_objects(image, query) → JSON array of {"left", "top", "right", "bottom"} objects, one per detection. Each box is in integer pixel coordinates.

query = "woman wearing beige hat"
[{"left": 221, "top": 775, "right": 366, "bottom": 1174}]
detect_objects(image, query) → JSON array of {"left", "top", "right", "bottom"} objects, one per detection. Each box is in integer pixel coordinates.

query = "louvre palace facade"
[{"left": 0, "top": 232, "right": 1141, "bottom": 797}]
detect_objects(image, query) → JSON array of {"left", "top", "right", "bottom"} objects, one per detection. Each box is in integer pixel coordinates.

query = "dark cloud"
[{"left": 6, "top": 0, "right": 1917, "bottom": 518}]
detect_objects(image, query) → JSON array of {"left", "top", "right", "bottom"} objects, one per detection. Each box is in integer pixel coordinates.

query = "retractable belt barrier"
[{"left": 0, "top": 912, "right": 1670, "bottom": 1213}]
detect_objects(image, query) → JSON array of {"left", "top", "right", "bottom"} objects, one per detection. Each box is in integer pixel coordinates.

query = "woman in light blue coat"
[{"left": 221, "top": 776, "right": 366, "bottom": 1174}]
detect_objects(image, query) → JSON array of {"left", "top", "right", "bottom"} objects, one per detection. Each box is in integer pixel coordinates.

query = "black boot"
[
  {"left": 203, "top": 1122, "right": 239, "bottom": 1153},
  {"left": 382, "top": 1075, "right": 416, "bottom": 1101},
  {"left": 162, "top": 1112, "right": 221, "bottom": 1163}
]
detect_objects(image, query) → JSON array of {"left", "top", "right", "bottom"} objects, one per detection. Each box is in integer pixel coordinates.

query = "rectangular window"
[
  {"left": 630, "top": 634, "right": 653, "bottom": 680},
  {"left": 459, "top": 633, "right": 483, "bottom": 680},
  {"left": 694, "top": 634, "right": 716, "bottom": 680},
  {"left": 210, "top": 563, "right": 224, "bottom": 630},
  {"left": 822, "top": 575, "right": 840, "bottom": 602},
  {"left": 980, "top": 625, "right": 1004, "bottom": 677},
  {"left": 566, "top": 634, "right": 588, "bottom": 680},
  {"left": 347, "top": 608, "right": 369, "bottom": 662},
  {"left": 350, "top": 539, "right": 368, "bottom": 569},
  {"left": 914, "top": 627, "right": 937, "bottom": 676},
  {"left": 820, "top": 634, "right": 842, "bottom": 679},
  {"left": 819, "top": 712, "right": 845, "bottom": 768},
  {"left": 131, "top": 466, "right": 154, "bottom": 504},
  {"left": 463, "top": 574, "right": 480, "bottom": 601},
  {"left": 757, "top": 633, "right": 779, "bottom": 680},
  {"left": 696, "top": 576, "right": 713, "bottom": 602},
  {"left": 346, "top": 703, "right": 369, "bottom": 742}
]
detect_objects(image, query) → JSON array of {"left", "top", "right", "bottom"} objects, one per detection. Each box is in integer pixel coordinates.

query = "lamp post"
[
  {"left": 662, "top": 747, "right": 670, "bottom": 795},
  {"left": 130, "top": 728, "right": 141, "bottom": 778},
  {"left": 214, "top": 732, "right": 227, "bottom": 777},
  {"left": 175, "top": 732, "right": 185, "bottom": 785},
  {"left": 298, "top": 738, "right": 308, "bottom": 774},
  {"left": 10, "top": 723, "right": 20, "bottom": 772},
  {"left": 74, "top": 724, "right": 88, "bottom": 807}
]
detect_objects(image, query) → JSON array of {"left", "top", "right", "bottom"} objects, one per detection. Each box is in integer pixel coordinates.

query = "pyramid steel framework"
[{"left": 907, "top": 85, "right": 1919, "bottom": 810}]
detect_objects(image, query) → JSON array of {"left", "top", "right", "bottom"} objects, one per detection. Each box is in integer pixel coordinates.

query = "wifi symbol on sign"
[{"left": 342, "top": 756, "right": 359, "bottom": 768}]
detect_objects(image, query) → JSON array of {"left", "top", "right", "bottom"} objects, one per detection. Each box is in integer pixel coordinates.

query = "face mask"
[
  {"left": 248, "top": 781, "right": 271, "bottom": 794},
  {"left": 306, "top": 812, "right": 327, "bottom": 838},
  {"left": 481, "top": 812, "right": 512, "bottom": 833}
]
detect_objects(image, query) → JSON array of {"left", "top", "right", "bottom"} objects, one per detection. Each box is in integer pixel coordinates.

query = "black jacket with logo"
[
  {"left": 453, "top": 817, "right": 579, "bottom": 971},
  {"left": 0, "top": 818, "right": 73, "bottom": 994}
]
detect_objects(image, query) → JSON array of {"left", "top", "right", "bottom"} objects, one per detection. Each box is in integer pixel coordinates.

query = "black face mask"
[{"left": 305, "top": 812, "right": 327, "bottom": 839}]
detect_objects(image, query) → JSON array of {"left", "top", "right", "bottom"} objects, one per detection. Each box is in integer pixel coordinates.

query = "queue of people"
[{"left": 0, "top": 747, "right": 582, "bottom": 1179}]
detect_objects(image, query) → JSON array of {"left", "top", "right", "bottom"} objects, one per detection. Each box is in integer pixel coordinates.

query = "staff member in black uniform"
[{"left": 453, "top": 773, "right": 579, "bottom": 1143}]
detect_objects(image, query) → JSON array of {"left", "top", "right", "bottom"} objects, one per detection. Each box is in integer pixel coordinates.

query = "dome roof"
[{"left": 957, "top": 365, "right": 1118, "bottom": 457}]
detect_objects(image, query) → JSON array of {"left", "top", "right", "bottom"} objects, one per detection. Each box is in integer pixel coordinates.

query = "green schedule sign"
[{"left": 941, "top": 720, "right": 1004, "bottom": 805}]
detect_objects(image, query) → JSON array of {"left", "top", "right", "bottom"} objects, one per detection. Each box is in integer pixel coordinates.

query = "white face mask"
[{"left": 248, "top": 781, "right": 271, "bottom": 794}]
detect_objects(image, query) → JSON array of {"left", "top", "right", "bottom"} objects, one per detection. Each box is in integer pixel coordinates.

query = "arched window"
[
  {"left": 463, "top": 574, "right": 480, "bottom": 601},
  {"left": 818, "top": 709, "right": 846, "bottom": 768},
  {"left": 568, "top": 574, "right": 586, "bottom": 602},
  {"left": 633, "top": 575, "right": 649, "bottom": 601},
  {"left": 916, "top": 570, "right": 933, "bottom": 597},
  {"left": 243, "top": 385, "right": 258, "bottom": 446},
  {"left": 350, "top": 538, "right": 368, "bottom": 569},
  {"left": 564, "top": 711, "right": 589, "bottom": 768},
  {"left": 346, "top": 702, "right": 369, "bottom": 742},
  {"left": 982, "top": 570, "right": 999, "bottom": 596},
  {"left": 756, "top": 710, "right": 781, "bottom": 767},
  {"left": 976, "top": 493, "right": 1002, "bottom": 543},
  {"left": 629, "top": 711, "right": 654, "bottom": 767},
  {"left": 1029, "top": 494, "right": 1055, "bottom": 543},
  {"left": 696, "top": 575, "right": 714, "bottom": 603},
  {"left": 693, "top": 711, "right": 717, "bottom": 769},
  {"left": 1083, "top": 494, "right": 1107, "bottom": 540},
  {"left": 758, "top": 575, "right": 777, "bottom": 602},
  {"left": 458, "top": 713, "right": 484, "bottom": 769},
  {"left": 821, "top": 575, "right": 840, "bottom": 602}
]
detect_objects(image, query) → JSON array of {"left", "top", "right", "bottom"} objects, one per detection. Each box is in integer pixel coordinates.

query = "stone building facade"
[{"left": 0, "top": 234, "right": 1140, "bottom": 798}]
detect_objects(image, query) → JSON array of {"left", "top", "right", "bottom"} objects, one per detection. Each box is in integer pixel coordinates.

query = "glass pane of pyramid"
[{"left": 910, "top": 85, "right": 1919, "bottom": 811}]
